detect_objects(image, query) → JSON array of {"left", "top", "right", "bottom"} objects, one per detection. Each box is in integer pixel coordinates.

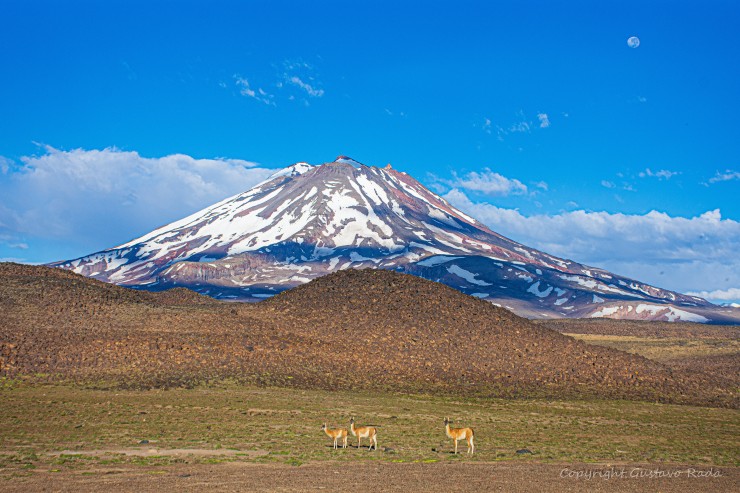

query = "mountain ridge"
[{"left": 51, "top": 156, "right": 739, "bottom": 324}]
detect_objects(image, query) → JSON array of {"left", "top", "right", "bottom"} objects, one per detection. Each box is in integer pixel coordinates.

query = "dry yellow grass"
[{"left": 565, "top": 334, "right": 739, "bottom": 363}]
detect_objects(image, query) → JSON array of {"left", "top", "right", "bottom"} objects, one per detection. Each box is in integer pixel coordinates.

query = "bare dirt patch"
[
  {"left": 48, "top": 448, "right": 268, "bottom": 458},
  {"left": 1, "top": 461, "right": 737, "bottom": 493}
]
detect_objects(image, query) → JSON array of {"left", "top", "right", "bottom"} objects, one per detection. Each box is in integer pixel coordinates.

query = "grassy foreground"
[
  {"left": 0, "top": 382, "right": 737, "bottom": 479},
  {"left": 565, "top": 333, "right": 739, "bottom": 363}
]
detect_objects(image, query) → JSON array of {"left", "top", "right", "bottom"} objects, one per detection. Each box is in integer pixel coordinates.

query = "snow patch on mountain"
[
  {"left": 416, "top": 255, "right": 463, "bottom": 267},
  {"left": 528, "top": 281, "right": 553, "bottom": 298},
  {"left": 635, "top": 304, "right": 709, "bottom": 323},
  {"left": 447, "top": 265, "right": 491, "bottom": 286},
  {"left": 269, "top": 162, "right": 314, "bottom": 179},
  {"left": 333, "top": 156, "right": 364, "bottom": 167},
  {"left": 590, "top": 303, "right": 709, "bottom": 323},
  {"left": 590, "top": 306, "right": 621, "bottom": 318}
]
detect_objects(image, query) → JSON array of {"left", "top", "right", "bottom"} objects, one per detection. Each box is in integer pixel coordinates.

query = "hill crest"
[{"left": 2, "top": 263, "right": 734, "bottom": 407}]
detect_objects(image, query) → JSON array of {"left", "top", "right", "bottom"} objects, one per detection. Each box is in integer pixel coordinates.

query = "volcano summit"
[{"left": 53, "top": 156, "right": 737, "bottom": 323}]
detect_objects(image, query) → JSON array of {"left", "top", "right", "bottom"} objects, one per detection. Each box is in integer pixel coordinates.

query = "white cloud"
[
  {"left": 491, "top": 111, "right": 550, "bottom": 139},
  {"left": 0, "top": 156, "right": 11, "bottom": 174},
  {"left": 283, "top": 60, "right": 313, "bottom": 71},
  {"left": 707, "top": 169, "right": 740, "bottom": 184},
  {"left": 686, "top": 287, "right": 740, "bottom": 302},
  {"left": 0, "top": 232, "right": 28, "bottom": 250},
  {"left": 533, "top": 181, "right": 548, "bottom": 191},
  {"left": 482, "top": 118, "right": 492, "bottom": 134},
  {"left": 537, "top": 113, "right": 550, "bottom": 128},
  {"left": 233, "top": 76, "right": 275, "bottom": 105},
  {"left": 444, "top": 189, "right": 740, "bottom": 296},
  {"left": 0, "top": 257, "right": 28, "bottom": 263},
  {"left": 509, "top": 121, "right": 531, "bottom": 133},
  {"left": 230, "top": 59, "right": 324, "bottom": 106},
  {"left": 279, "top": 59, "right": 325, "bottom": 103},
  {"left": 0, "top": 146, "right": 276, "bottom": 254},
  {"left": 441, "top": 169, "right": 528, "bottom": 196},
  {"left": 602, "top": 179, "right": 636, "bottom": 191},
  {"left": 287, "top": 76, "right": 324, "bottom": 97},
  {"left": 235, "top": 77, "right": 255, "bottom": 97},
  {"left": 385, "top": 108, "right": 406, "bottom": 118},
  {"left": 639, "top": 168, "right": 680, "bottom": 180}
]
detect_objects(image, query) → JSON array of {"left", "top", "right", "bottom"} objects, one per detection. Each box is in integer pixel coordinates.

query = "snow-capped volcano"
[{"left": 52, "top": 156, "right": 736, "bottom": 323}]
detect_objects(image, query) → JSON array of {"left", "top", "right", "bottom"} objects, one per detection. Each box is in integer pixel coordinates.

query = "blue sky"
[{"left": 1, "top": 0, "right": 739, "bottom": 303}]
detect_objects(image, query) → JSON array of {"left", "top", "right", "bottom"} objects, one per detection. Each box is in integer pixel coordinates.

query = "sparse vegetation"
[
  {"left": 0, "top": 383, "right": 738, "bottom": 480},
  {"left": 1, "top": 264, "right": 736, "bottom": 407},
  {"left": 564, "top": 334, "right": 738, "bottom": 362}
]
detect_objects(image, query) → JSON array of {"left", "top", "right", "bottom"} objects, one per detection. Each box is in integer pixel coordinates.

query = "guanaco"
[
  {"left": 444, "top": 417, "right": 475, "bottom": 454},
  {"left": 321, "top": 423, "right": 348, "bottom": 449},
  {"left": 349, "top": 417, "right": 378, "bottom": 451}
]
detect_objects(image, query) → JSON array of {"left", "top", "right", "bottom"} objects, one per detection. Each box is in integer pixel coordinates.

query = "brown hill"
[{"left": 0, "top": 263, "right": 735, "bottom": 407}]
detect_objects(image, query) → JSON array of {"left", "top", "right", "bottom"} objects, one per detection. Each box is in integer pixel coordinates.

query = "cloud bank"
[
  {"left": 444, "top": 189, "right": 740, "bottom": 301},
  {"left": 0, "top": 146, "right": 275, "bottom": 255},
  {"left": 686, "top": 287, "right": 740, "bottom": 302}
]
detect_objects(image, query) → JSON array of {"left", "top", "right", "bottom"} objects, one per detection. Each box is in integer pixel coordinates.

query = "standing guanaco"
[
  {"left": 349, "top": 417, "right": 378, "bottom": 451},
  {"left": 444, "top": 417, "right": 475, "bottom": 454},
  {"left": 321, "top": 423, "right": 348, "bottom": 449}
]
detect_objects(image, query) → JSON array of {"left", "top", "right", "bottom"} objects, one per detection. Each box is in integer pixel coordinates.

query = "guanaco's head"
[
  {"left": 321, "top": 423, "right": 327, "bottom": 431},
  {"left": 349, "top": 417, "right": 355, "bottom": 425},
  {"left": 444, "top": 417, "right": 452, "bottom": 426}
]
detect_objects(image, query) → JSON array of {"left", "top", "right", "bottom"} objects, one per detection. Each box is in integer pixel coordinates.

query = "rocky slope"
[{"left": 0, "top": 263, "right": 735, "bottom": 407}]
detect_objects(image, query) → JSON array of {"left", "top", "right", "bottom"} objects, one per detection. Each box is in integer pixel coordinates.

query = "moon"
[{"left": 627, "top": 36, "right": 640, "bottom": 48}]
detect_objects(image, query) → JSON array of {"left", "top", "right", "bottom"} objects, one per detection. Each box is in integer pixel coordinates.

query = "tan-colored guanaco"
[
  {"left": 349, "top": 417, "right": 378, "bottom": 451},
  {"left": 321, "top": 423, "right": 348, "bottom": 449},
  {"left": 444, "top": 417, "right": 475, "bottom": 454}
]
